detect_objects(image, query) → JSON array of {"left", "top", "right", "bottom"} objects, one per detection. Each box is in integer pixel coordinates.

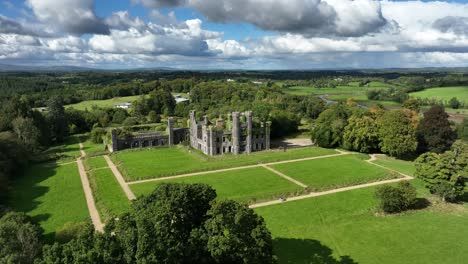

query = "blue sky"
[{"left": 2, "top": 0, "right": 468, "bottom": 69}]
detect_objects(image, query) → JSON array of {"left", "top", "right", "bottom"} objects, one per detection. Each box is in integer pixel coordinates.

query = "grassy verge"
[
  {"left": 84, "top": 156, "right": 131, "bottom": 221},
  {"left": 9, "top": 163, "right": 89, "bottom": 237},
  {"left": 270, "top": 154, "right": 399, "bottom": 191},
  {"left": 130, "top": 167, "right": 304, "bottom": 204},
  {"left": 255, "top": 182, "right": 468, "bottom": 264},
  {"left": 372, "top": 155, "right": 416, "bottom": 176},
  {"left": 113, "top": 146, "right": 337, "bottom": 181}
]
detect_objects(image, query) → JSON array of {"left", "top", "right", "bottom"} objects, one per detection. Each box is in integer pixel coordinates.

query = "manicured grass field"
[
  {"left": 88, "top": 168, "right": 131, "bottom": 221},
  {"left": 130, "top": 167, "right": 303, "bottom": 203},
  {"left": 255, "top": 184, "right": 468, "bottom": 264},
  {"left": 84, "top": 156, "right": 131, "bottom": 221},
  {"left": 270, "top": 154, "right": 397, "bottom": 191},
  {"left": 113, "top": 146, "right": 337, "bottom": 181},
  {"left": 65, "top": 95, "right": 143, "bottom": 110},
  {"left": 86, "top": 156, "right": 109, "bottom": 170},
  {"left": 81, "top": 140, "right": 107, "bottom": 156},
  {"left": 372, "top": 155, "right": 415, "bottom": 176},
  {"left": 410, "top": 86, "right": 468, "bottom": 104},
  {"left": 9, "top": 163, "right": 89, "bottom": 236}
]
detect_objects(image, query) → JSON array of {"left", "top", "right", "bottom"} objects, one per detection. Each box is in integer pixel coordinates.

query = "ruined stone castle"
[
  {"left": 189, "top": 111, "right": 270, "bottom": 155},
  {"left": 109, "top": 111, "right": 270, "bottom": 156}
]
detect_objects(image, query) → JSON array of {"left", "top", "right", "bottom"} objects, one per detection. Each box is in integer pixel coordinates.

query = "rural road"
[{"left": 77, "top": 143, "right": 104, "bottom": 232}]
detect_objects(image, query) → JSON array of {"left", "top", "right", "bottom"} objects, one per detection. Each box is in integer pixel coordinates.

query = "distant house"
[
  {"left": 227, "top": 78, "right": 235, "bottom": 82},
  {"left": 252, "top": 81, "right": 263, "bottom": 85},
  {"left": 174, "top": 94, "right": 190, "bottom": 104},
  {"left": 116, "top": 102, "right": 132, "bottom": 109}
]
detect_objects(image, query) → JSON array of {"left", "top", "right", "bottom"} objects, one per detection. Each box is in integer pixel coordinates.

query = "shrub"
[
  {"left": 375, "top": 181, "right": 417, "bottom": 213},
  {"left": 55, "top": 221, "right": 89, "bottom": 243},
  {"left": 89, "top": 127, "right": 106, "bottom": 144}
]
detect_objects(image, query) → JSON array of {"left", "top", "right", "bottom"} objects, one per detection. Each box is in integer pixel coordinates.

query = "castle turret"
[
  {"left": 167, "top": 117, "right": 174, "bottom": 146},
  {"left": 265, "top": 121, "right": 271, "bottom": 150},
  {"left": 245, "top": 111, "right": 252, "bottom": 154},
  {"left": 110, "top": 129, "right": 119, "bottom": 152},
  {"left": 231, "top": 112, "right": 240, "bottom": 155}
]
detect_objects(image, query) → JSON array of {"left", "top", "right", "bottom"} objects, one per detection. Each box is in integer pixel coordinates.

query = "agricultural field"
[
  {"left": 8, "top": 162, "right": 89, "bottom": 237},
  {"left": 255, "top": 181, "right": 468, "bottom": 264},
  {"left": 130, "top": 167, "right": 304, "bottom": 203},
  {"left": 112, "top": 146, "right": 337, "bottom": 181},
  {"left": 410, "top": 86, "right": 468, "bottom": 104},
  {"left": 270, "top": 154, "right": 398, "bottom": 191},
  {"left": 65, "top": 95, "right": 143, "bottom": 111}
]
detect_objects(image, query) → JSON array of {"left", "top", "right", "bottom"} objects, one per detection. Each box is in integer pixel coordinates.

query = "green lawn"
[
  {"left": 113, "top": 146, "right": 337, "bottom": 181},
  {"left": 270, "top": 154, "right": 397, "bottom": 191},
  {"left": 255, "top": 183, "right": 468, "bottom": 264},
  {"left": 86, "top": 156, "right": 108, "bottom": 170},
  {"left": 410, "top": 86, "right": 468, "bottom": 104},
  {"left": 130, "top": 167, "right": 303, "bottom": 203},
  {"left": 372, "top": 155, "right": 416, "bottom": 176},
  {"left": 65, "top": 95, "right": 143, "bottom": 111},
  {"left": 9, "top": 163, "right": 89, "bottom": 236},
  {"left": 88, "top": 168, "right": 131, "bottom": 221},
  {"left": 81, "top": 139, "right": 108, "bottom": 156}
]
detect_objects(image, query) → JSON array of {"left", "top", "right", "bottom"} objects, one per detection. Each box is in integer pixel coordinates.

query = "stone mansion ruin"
[{"left": 109, "top": 111, "right": 271, "bottom": 156}]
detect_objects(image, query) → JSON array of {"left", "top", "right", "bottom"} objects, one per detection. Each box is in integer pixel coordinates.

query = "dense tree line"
[
  {"left": 0, "top": 183, "right": 275, "bottom": 264},
  {"left": 312, "top": 104, "right": 457, "bottom": 158}
]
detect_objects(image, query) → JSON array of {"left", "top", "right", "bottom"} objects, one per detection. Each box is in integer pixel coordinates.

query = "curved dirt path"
[
  {"left": 250, "top": 153, "right": 414, "bottom": 209},
  {"left": 104, "top": 155, "right": 136, "bottom": 200},
  {"left": 249, "top": 176, "right": 413, "bottom": 208},
  {"left": 128, "top": 151, "right": 350, "bottom": 185},
  {"left": 77, "top": 143, "right": 104, "bottom": 232}
]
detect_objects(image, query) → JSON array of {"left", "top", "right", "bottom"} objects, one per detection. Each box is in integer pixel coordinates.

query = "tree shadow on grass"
[
  {"left": 411, "top": 198, "right": 431, "bottom": 210},
  {"left": 9, "top": 164, "right": 58, "bottom": 223},
  {"left": 274, "top": 238, "right": 358, "bottom": 264},
  {"left": 457, "top": 192, "right": 468, "bottom": 203}
]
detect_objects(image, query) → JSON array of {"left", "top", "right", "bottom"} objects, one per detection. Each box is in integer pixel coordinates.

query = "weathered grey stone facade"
[
  {"left": 189, "top": 110, "right": 270, "bottom": 156},
  {"left": 109, "top": 111, "right": 271, "bottom": 155},
  {"left": 109, "top": 117, "right": 188, "bottom": 152}
]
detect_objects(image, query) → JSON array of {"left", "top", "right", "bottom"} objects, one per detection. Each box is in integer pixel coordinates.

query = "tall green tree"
[
  {"left": 47, "top": 96, "right": 68, "bottom": 142},
  {"left": 12, "top": 117, "right": 41, "bottom": 152},
  {"left": 343, "top": 114, "right": 380, "bottom": 153},
  {"left": 417, "top": 105, "right": 457, "bottom": 153},
  {"left": 0, "top": 212, "right": 43, "bottom": 264},
  {"left": 415, "top": 141, "right": 467, "bottom": 201},
  {"left": 377, "top": 110, "right": 418, "bottom": 157},
  {"left": 204, "top": 200, "right": 274, "bottom": 264},
  {"left": 312, "top": 104, "right": 352, "bottom": 148}
]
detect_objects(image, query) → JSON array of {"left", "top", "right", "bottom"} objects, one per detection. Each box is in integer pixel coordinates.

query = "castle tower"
[
  {"left": 245, "top": 111, "right": 252, "bottom": 154},
  {"left": 167, "top": 117, "right": 174, "bottom": 146},
  {"left": 231, "top": 112, "right": 240, "bottom": 155},
  {"left": 265, "top": 121, "right": 271, "bottom": 150},
  {"left": 110, "top": 129, "right": 119, "bottom": 152},
  {"left": 189, "top": 110, "right": 197, "bottom": 148}
]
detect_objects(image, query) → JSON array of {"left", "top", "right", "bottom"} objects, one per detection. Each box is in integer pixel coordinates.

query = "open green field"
[
  {"left": 113, "top": 146, "right": 337, "bottom": 181},
  {"left": 270, "top": 154, "right": 397, "bottom": 191},
  {"left": 9, "top": 163, "right": 89, "bottom": 236},
  {"left": 85, "top": 156, "right": 131, "bottom": 221},
  {"left": 88, "top": 168, "right": 131, "bottom": 220},
  {"left": 255, "top": 182, "right": 468, "bottom": 264},
  {"left": 410, "top": 86, "right": 468, "bottom": 104},
  {"left": 65, "top": 95, "right": 143, "bottom": 110},
  {"left": 131, "top": 167, "right": 303, "bottom": 203},
  {"left": 372, "top": 155, "right": 416, "bottom": 176},
  {"left": 81, "top": 139, "right": 108, "bottom": 156}
]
